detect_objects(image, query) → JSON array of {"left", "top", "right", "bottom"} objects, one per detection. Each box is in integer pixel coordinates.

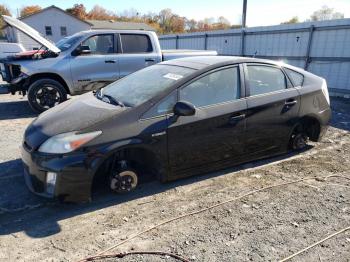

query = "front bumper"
[{"left": 21, "top": 144, "right": 96, "bottom": 202}]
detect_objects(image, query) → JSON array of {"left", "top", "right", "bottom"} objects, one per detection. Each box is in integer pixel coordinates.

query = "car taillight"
[{"left": 321, "top": 79, "right": 330, "bottom": 105}]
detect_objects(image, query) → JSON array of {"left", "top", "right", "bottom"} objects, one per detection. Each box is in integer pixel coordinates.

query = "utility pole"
[{"left": 242, "top": 0, "right": 247, "bottom": 28}]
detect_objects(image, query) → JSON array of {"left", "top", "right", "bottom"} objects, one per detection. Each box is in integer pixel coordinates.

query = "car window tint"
[
  {"left": 247, "top": 65, "right": 287, "bottom": 96},
  {"left": 179, "top": 67, "right": 240, "bottom": 108},
  {"left": 284, "top": 68, "right": 304, "bottom": 87},
  {"left": 143, "top": 92, "right": 177, "bottom": 119},
  {"left": 121, "top": 34, "right": 153, "bottom": 53},
  {"left": 82, "top": 35, "right": 114, "bottom": 54}
]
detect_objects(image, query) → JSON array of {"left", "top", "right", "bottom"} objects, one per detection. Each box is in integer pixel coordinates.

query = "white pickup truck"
[
  {"left": 1, "top": 15, "right": 217, "bottom": 112},
  {"left": 0, "top": 42, "right": 25, "bottom": 59}
]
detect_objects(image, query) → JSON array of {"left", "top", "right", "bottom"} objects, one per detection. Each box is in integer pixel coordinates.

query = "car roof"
[{"left": 161, "top": 56, "right": 285, "bottom": 70}]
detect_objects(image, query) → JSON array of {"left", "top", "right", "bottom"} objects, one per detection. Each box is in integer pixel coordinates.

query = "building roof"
[
  {"left": 87, "top": 20, "right": 155, "bottom": 31},
  {"left": 19, "top": 5, "right": 92, "bottom": 26}
]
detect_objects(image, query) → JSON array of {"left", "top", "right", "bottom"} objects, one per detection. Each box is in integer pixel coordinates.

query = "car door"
[
  {"left": 166, "top": 66, "right": 247, "bottom": 177},
  {"left": 70, "top": 34, "right": 119, "bottom": 93},
  {"left": 243, "top": 63, "right": 301, "bottom": 156},
  {"left": 118, "top": 33, "right": 160, "bottom": 78}
]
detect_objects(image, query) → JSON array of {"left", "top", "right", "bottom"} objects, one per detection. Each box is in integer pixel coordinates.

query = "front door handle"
[
  {"left": 145, "top": 58, "right": 156, "bottom": 62},
  {"left": 105, "top": 60, "right": 116, "bottom": 63},
  {"left": 229, "top": 114, "right": 245, "bottom": 125}
]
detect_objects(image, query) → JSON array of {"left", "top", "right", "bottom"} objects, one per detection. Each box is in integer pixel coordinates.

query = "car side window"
[
  {"left": 284, "top": 68, "right": 304, "bottom": 87},
  {"left": 179, "top": 67, "right": 240, "bottom": 108},
  {"left": 246, "top": 65, "right": 287, "bottom": 96},
  {"left": 143, "top": 92, "right": 177, "bottom": 119},
  {"left": 120, "top": 34, "right": 153, "bottom": 53},
  {"left": 81, "top": 34, "right": 114, "bottom": 54}
]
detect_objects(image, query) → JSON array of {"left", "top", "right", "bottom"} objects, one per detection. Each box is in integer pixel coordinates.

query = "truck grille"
[{"left": 9, "top": 64, "right": 21, "bottom": 79}]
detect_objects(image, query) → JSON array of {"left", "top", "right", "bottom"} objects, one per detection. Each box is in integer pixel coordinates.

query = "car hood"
[
  {"left": 24, "top": 92, "right": 125, "bottom": 149},
  {"left": 2, "top": 15, "right": 60, "bottom": 54}
]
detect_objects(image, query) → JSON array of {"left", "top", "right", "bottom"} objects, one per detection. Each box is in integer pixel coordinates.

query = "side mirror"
[
  {"left": 173, "top": 101, "right": 196, "bottom": 117},
  {"left": 72, "top": 45, "right": 91, "bottom": 56}
]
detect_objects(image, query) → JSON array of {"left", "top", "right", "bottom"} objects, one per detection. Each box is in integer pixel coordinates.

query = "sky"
[{"left": 1, "top": 0, "right": 350, "bottom": 27}]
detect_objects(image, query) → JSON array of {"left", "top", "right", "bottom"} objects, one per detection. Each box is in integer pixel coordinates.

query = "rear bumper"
[
  {"left": 21, "top": 144, "right": 96, "bottom": 202},
  {"left": 317, "top": 107, "right": 332, "bottom": 141}
]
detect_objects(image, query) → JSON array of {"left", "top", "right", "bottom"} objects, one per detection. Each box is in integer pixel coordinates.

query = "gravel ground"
[{"left": 0, "top": 93, "right": 349, "bottom": 262}]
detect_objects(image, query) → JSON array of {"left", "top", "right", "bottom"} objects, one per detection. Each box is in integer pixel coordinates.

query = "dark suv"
[{"left": 21, "top": 56, "right": 331, "bottom": 202}]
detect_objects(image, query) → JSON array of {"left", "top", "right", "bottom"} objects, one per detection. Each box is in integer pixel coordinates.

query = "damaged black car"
[{"left": 21, "top": 56, "right": 331, "bottom": 202}]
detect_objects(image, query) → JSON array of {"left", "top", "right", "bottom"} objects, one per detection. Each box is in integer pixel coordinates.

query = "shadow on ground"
[
  {"left": 330, "top": 98, "right": 350, "bottom": 132},
  {"left": 0, "top": 96, "right": 348, "bottom": 239},
  {"left": 0, "top": 99, "right": 36, "bottom": 120},
  {"left": 0, "top": 147, "right": 312, "bottom": 239}
]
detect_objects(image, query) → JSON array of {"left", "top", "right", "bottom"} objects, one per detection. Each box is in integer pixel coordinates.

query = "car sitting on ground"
[
  {"left": 21, "top": 56, "right": 331, "bottom": 202},
  {"left": 0, "top": 15, "right": 216, "bottom": 113}
]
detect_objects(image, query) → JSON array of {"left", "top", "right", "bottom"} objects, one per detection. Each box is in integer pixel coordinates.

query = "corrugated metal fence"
[{"left": 159, "top": 19, "right": 350, "bottom": 96}]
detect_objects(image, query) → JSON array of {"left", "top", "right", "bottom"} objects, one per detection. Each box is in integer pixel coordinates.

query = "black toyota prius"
[{"left": 21, "top": 56, "right": 331, "bottom": 202}]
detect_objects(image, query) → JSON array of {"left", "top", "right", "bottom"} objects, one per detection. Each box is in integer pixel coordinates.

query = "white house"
[{"left": 3, "top": 5, "right": 154, "bottom": 50}]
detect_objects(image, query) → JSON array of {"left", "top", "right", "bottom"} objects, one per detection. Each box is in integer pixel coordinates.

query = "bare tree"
[
  {"left": 66, "top": 4, "right": 87, "bottom": 20},
  {"left": 0, "top": 4, "right": 11, "bottom": 36},
  {"left": 310, "top": 5, "right": 344, "bottom": 21},
  {"left": 87, "top": 5, "right": 116, "bottom": 20},
  {"left": 281, "top": 16, "right": 299, "bottom": 24}
]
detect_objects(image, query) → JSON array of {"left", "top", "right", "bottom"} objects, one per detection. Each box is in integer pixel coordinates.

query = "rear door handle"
[
  {"left": 105, "top": 60, "right": 116, "bottom": 63},
  {"left": 229, "top": 114, "right": 246, "bottom": 125},
  {"left": 145, "top": 58, "right": 156, "bottom": 62},
  {"left": 285, "top": 99, "right": 298, "bottom": 106}
]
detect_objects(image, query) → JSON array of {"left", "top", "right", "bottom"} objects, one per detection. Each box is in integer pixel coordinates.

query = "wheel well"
[
  {"left": 92, "top": 147, "right": 162, "bottom": 191},
  {"left": 299, "top": 116, "right": 321, "bottom": 142},
  {"left": 28, "top": 73, "right": 70, "bottom": 94}
]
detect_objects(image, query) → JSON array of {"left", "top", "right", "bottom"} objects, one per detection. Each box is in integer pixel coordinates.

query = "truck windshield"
[
  {"left": 56, "top": 35, "right": 84, "bottom": 51},
  {"left": 101, "top": 65, "right": 195, "bottom": 107}
]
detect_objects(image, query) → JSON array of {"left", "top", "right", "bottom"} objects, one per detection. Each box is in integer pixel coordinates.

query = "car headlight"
[{"left": 38, "top": 131, "right": 102, "bottom": 154}]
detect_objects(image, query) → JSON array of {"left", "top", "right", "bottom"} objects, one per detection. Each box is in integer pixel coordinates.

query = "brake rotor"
[
  {"left": 110, "top": 170, "right": 138, "bottom": 194},
  {"left": 292, "top": 133, "right": 308, "bottom": 150}
]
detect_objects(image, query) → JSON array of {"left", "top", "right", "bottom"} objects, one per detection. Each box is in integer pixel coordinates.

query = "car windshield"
[
  {"left": 56, "top": 34, "right": 84, "bottom": 51},
  {"left": 100, "top": 64, "right": 195, "bottom": 107}
]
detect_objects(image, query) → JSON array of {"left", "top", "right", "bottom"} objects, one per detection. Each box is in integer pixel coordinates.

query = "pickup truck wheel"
[{"left": 28, "top": 79, "right": 67, "bottom": 113}]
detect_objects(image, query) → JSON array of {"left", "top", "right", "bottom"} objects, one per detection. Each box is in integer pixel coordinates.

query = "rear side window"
[
  {"left": 284, "top": 68, "right": 304, "bottom": 87},
  {"left": 180, "top": 67, "right": 240, "bottom": 108},
  {"left": 246, "top": 65, "right": 287, "bottom": 96},
  {"left": 121, "top": 34, "right": 153, "bottom": 53}
]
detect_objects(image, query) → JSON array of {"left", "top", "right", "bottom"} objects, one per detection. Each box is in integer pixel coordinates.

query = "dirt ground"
[{"left": 0, "top": 93, "right": 349, "bottom": 262}]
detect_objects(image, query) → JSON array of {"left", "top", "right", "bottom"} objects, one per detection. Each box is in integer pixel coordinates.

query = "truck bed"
[{"left": 162, "top": 49, "right": 217, "bottom": 61}]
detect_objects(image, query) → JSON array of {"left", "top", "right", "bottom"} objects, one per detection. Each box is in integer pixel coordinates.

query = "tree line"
[
  {"left": 0, "top": 4, "right": 238, "bottom": 35},
  {"left": 0, "top": 4, "right": 345, "bottom": 36}
]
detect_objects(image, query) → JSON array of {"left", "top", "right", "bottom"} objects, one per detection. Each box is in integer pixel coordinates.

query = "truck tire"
[{"left": 28, "top": 78, "right": 67, "bottom": 113}]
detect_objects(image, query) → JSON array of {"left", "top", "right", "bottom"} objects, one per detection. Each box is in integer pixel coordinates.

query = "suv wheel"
[{"left": 28, "top": 78, "right": 67, "bottom": 113}]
